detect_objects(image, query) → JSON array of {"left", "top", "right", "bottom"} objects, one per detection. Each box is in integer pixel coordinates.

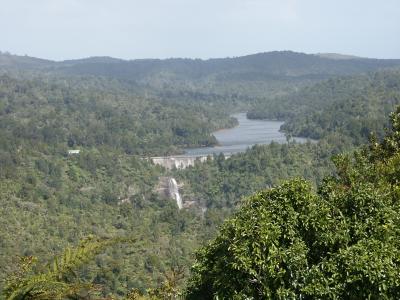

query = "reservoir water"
[{"left": 184, "top": 113, "right": 309, "bottom": 156}]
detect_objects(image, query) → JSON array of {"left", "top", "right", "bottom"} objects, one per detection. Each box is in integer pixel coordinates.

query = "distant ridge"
[
  {"left": 1, "top": 50, "right": 398, "bottom": 65},
  {"left": 0, "top": 51, "right": 53, "bottom": 68},
  {"left": 60, "top": 56, "right": 125, "bottom": 65},
  {"left": 315, "top": 53, "right": 366, "bottom": 60},
  {"left": 1, "top": 50, "right": 400, "bottom": 85}
]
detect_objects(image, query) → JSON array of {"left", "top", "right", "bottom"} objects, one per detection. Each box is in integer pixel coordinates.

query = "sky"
[{"left": 0, "top": 0, "right": 399, "bottom": 61}]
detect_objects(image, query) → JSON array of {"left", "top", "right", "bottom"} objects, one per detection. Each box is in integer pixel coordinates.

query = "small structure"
[{"left": 67, "top": 149, "right": 80, "bottom": 155}]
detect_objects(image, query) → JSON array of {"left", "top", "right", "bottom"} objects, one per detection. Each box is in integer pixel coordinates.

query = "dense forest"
[
  {"left": 0, "top": 74, "right": 239, "bottom": 157},
  {"left": 186, "top": 108, "right": 400, "bottom": 298},
  {"left": 248, "top": 70, "right": 400, "bottom": 145},
  {"left": 1, "top": 51, "right": 400, "bottom": 299},
  {"left": 2, "top": 50, "right": 400, "bottom": 99}
]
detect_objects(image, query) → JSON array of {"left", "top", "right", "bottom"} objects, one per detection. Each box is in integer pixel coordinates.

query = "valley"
[
  {"left": 151, "top": 112, "right": 311, "bottom": 169},
  {"left": 1, "top": 50, "right": 400, "bottom": 299}
]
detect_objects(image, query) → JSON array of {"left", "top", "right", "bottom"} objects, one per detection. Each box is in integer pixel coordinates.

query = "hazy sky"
[{"left": 1, "top": 0, "right": 399, "bottom": 60}]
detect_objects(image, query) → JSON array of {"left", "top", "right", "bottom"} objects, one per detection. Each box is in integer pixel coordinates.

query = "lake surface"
[{"left": 184, "top": 113, "right": 309, "bottom": 156}]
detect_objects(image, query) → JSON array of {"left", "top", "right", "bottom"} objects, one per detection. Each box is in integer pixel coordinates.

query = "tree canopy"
[{"left": 185, "top": 108, "right": 400, "bottom": 299}]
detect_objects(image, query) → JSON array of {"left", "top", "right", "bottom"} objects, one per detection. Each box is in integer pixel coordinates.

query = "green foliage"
[
  {"left": 0, "top": 71, "right": 234, "bottom": 296},
  {"left": 146, "top": 266, "right": 185, "bottom": 299},
  {"left": 175, "top": 140, "right": 339, "bottom": 211},
  {"left": 2, "top": 51, "right": 400, "bottom": 298},
  {"left": 0, "top": 74, "right": 235, "bottom": 156},
  {"left": 249, "top": 70, "right": 400, "bottom": 145},
  {"left": 0, "top": 143, "right": 209, "bottom": 297},
  {"left": 2, "top": 236, "right": 132, "bottom": 300},
  {"left": 185, "top": 107, "right": 400, "bottom": 299}
]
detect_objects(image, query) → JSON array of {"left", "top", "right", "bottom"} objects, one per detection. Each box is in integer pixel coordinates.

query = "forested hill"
[
  {"left": 185, "top": 107, "right": 400, "bottom": 299},
  {"left": 248, "top": 70, "right": 400, "bottom": 145},
  {"left": 2, "top": 49, "right": 400, "bottom": 298},
  {"left": 52, "top": 51, "right": 400, "bottom": 80},
  {"left": 0, "top": 74, "right": 236, "bottom": 157},
  {"left": 0, "top": 51, "right": 400, "bottom": 96},
  {"left": 0, "top": 52, "right": 53, "bottom": 69},
  {"left": 0, "top": 72, "right": 238, "bottom": 293}
]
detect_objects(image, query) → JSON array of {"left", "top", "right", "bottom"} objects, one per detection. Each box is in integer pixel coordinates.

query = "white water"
[{"left": 168, "top": 178, "right": 183, "bottom": 209}]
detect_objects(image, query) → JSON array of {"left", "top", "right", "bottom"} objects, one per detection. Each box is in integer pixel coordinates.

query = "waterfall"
[{"left": 168, "top": 178, "right": 183, "bottom": 209}]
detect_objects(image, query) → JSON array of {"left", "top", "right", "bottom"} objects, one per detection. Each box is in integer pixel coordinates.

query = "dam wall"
[{"left": 151, "top": 154, "right": 230, "bottom": 170}]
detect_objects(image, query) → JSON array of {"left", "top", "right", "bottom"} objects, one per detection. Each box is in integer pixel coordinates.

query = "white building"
[{"left": 68, "top": 149, "right": 80, "bottom": 155}]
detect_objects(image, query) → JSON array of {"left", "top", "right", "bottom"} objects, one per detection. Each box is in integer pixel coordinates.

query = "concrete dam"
[
  {"left": 151, "top": 154, "right": 230, "bottom": 170},
  {"left": 150, "top": 112, "right": 307, "bottom": 170}
]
